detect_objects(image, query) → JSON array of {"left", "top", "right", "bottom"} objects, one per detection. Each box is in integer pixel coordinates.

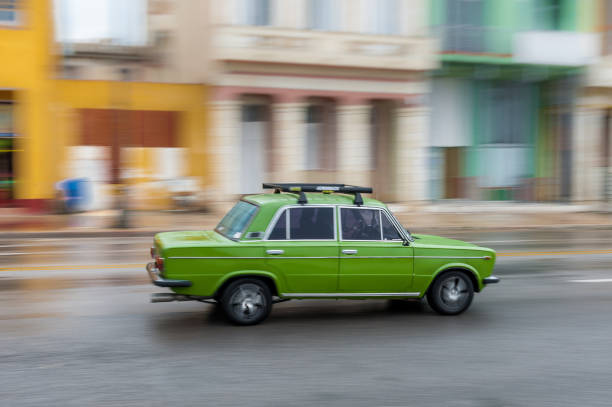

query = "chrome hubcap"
[
  {"left": 231, "top": 284, "right": 265, "bottom": 320},
  {"left": 440, "top": 277, "right": 469, "bottom": 306}
]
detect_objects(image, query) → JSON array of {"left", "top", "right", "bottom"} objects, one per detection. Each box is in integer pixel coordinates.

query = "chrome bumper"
[
  {"left": 146, "top": 262, "right": 192, "bottom": 288},
  {"left": 483, "top": 276, "right": 500, "bottom": 285}
]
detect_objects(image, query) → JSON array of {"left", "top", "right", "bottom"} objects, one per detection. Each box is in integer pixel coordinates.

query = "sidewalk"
[{"left": 0, "top": 201, "right": 611, "bottom": 238}]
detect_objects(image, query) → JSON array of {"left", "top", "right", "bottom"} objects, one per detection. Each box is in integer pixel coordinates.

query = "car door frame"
[
  {"left": 337, "top": 205, "right": 417, "bottom": 296},
  {"left": 263, "top": 204, "right": 340, "bottom": 295}
]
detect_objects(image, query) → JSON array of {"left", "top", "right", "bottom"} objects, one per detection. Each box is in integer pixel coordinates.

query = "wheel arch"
[
  {"left": 213, "top": 270, "right": 280, "bottom": 299},
  {"left": 428, "top": 263, "right": 482, "bottom": 293}
]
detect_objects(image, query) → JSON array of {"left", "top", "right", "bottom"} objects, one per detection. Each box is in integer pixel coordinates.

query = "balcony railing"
[
  {"left": 59, "top": 42, "right": 157, "bottom": 62},
  {"left": 213, "top": 25, "right": 437, "bottom": 71}
]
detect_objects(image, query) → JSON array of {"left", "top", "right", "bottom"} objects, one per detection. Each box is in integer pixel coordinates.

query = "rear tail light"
[
  {"left": 155, "top": 256, "right": 164, "bottom": 271},
  {"left": 150, "top": 247, "right": 156, "bottom": 258}
]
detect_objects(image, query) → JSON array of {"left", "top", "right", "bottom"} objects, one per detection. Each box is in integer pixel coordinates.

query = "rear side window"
[
  {"left": 267, "top": 207, "right": 335, "bottom": 240},
  {"left": 268, "top": 209, "right": 288, "bottom": 240}
]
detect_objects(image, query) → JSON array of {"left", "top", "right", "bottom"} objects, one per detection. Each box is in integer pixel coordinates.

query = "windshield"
[{"left": 215, "top": 201, "right": 258, "bottom": 240}]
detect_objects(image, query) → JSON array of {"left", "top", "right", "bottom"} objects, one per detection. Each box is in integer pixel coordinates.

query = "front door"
[
  {"left": 338, "top": 207, "right": 414, "bottom": 294},
  {"left": 264, "top": 206, "right": 338, "bottom": 294}
]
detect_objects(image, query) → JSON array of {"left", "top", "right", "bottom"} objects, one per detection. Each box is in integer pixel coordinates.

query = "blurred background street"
[{"left": 1, "top": 0, "right": 612, "bottom": 405}]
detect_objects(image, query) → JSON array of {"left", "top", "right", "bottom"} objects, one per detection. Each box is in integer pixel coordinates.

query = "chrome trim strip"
[
  {"left": 342, "top": 256, "right": 413, "bottom": 259},
  {"left": 169, "top": 255, "right": 486, "bottom": 260},
  {"left": 168, "top": 256, "right": 338, "bottom": 259},
  {"left": 413, "top": 256, "right": 490, "bottom": 259},
  {"left": 280, "top": 292, "right": 421, "bottom": 298}
]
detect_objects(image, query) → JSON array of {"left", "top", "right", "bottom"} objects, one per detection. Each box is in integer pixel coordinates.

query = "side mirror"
[{"left": 402, "top": 239, "right": 410, "bottom": 247}]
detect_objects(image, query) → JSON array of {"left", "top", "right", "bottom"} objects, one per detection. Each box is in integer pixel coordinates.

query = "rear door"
[
  {"left": 338, "top": 207, "right": 414, "bottom": 294},
  {"left": 264, "top": 206, "right": 338, "bottom": 294}
]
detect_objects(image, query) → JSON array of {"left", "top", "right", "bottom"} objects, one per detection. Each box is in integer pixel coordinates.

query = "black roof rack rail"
[{"left": 262, "top": 183, "right": 373, "bottom": 206}]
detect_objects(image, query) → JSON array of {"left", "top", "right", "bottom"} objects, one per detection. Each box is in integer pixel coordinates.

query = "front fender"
[{"left": 430, "top": 262, "right": 483, "bottom": 292}]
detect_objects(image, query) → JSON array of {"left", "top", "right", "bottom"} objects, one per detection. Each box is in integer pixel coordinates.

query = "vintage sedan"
[{"left": 147, "top": 183, "right": 499, "bottom": 325}]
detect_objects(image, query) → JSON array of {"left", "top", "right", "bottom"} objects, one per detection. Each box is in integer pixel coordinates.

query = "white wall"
[{"left": 430, "top": 78, "right": 471, "bottom": 147}]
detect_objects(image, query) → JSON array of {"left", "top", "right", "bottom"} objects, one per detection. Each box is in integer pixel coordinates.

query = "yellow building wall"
[
  {"left": 53, "top": 80, "right": 210, "bottom": 188},
  {"left": 0, "top": 0, "right": 210, "bottom": 206},
  {"left": 0, "top": 0, "right": 56, "bottom": 203}
]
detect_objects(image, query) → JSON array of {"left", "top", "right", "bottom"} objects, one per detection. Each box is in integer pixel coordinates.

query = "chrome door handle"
[
  {"left": 342, "top": 249, "right": 358, "bottom": 255},
  {"left": 266, "top": 249, "right": 284, "bottom": 255}
]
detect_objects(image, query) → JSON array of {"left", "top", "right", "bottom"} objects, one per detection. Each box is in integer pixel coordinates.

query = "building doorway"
[
  {"left": 0, "top": 100, "right": 15, "bottom": 206},
  {"left": 240, "top": 102, "right": 270, "bottom": 194},
  {"left": 370, "top": 101, "right": 394, "bottom": 201}
]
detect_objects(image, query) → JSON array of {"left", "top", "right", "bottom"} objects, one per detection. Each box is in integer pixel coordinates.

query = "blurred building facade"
[
  {"left": 0, "top": 0, "right": 56, "bottom": 209},
  {"left": 53, "top": 0, "right": 210, "bottom": 210},
  {"left": 1, "top": 0, "right": 610, "bottom": 211},
  {"left": 208, "top": 0, "right": 437, "bottom": 203},
  {"left": 0, "top": 0, "right": 211, "bottom": 211},
  {"left": 429, "top": 0, "right": 600, "bottom": 202},
  {"left": 583, "top": 0, "right": 612, "bottom": 203}
]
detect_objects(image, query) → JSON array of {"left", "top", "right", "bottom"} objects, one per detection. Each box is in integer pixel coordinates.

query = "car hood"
[
  {"left": 410, "top": 233, "right": 479, "bottom": 249},
  {"left": 154, "top": 230, "right": 230, "bottom": 250}
]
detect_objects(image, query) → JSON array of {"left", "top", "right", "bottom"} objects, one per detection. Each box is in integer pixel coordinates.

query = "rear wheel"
[
  {"left": 220, "top": 278, "right": 272, "bottom": 325},
  {"left": 427, "top": 271, "right": 474, "bottom": 315}
]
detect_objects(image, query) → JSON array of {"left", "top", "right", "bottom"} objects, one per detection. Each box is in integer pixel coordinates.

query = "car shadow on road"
[
  {"left": 148, "top": 299, "right": 497, "bottom": 346},
  {"left": 150, "top": 300, "right": 429, "bottom": 332}
]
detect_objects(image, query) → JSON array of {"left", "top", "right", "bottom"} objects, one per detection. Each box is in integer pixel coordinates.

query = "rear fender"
[{"left": 213, "top": 270, "right": 281, "bottom": 296}]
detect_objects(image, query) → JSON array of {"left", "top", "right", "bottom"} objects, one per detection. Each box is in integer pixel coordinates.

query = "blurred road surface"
[{"left": 1, "top": 229, "right": 612, "bottom": 407}]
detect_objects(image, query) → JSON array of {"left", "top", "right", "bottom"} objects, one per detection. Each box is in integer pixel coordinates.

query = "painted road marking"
[
  {"left": 498, "top": 249, "right": 612, "bottom": 257},
  {"left": 568, "top": 278, "right": 612, "bottom": 283},
  {"left": 0, "top": 264, "right": 143, "bottom": 272},
  {"left": 0, "top": 249, "right": 145, "bottom": 256}
]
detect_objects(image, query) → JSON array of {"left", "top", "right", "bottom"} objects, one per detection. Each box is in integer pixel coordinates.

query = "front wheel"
[
  {"left": 220, "top": 279, "right": 272, "bottom": 325},
  {"left": 427, "top": 271, "right": 474, "bottom": 315}
]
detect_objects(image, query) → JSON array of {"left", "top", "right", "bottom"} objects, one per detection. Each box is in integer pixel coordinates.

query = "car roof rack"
[{"left": 262, "top": 183, "right": 373, "bottom": 206}]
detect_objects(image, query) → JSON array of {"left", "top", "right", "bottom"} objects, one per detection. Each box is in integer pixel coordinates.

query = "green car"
[{"left": 147, "top": 183, "right": 499, "bottom": 325}]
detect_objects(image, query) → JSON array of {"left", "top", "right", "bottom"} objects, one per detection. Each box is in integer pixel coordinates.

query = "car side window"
[
  {"left": 382, "top": 212, "right": 402, "bottom": 240},
  {"left": 341, "top": 208, "right": 381, "bottom": 240},
  {"left": 289, "top": 207, "right": 334, "bottom": 240},
  {"left": 268, "top": 209, "right": 288, "bottom": 240}
]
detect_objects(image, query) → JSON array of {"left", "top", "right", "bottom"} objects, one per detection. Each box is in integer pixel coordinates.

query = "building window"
[
  {"left": 305, "top": 105, "right": 324, "bottom": 170},
  {"left": 604, "top": 0, "right": 612, "bottom": 55},
  {"left": 443, "top": 0, "right": 484, "bottom": 52},
  {"left": 54, "top": 0, "right": 148, "bottom": 45},
  {"left": 533, "top": 0, "right": 562, "bottom": 30},
  {"left": 238, "top": 0, "right": 270, "bottom": 26},
  {"left": 362, "top": 0, "right": 399, "bottom": 35},
  {"left": 309, "top": 0, "right": 340, "bottom": 31},
  {"left": 480, "top": 83, "right": 531, "bottom": 146},
  {"left": 0, "top": 0, "right": 18, "bottom": 25}
]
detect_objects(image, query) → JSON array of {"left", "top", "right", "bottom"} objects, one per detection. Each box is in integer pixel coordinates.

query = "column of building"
[
  {"left": 394, "top": 102, "right": 429, "bottom": 203},
  {"left": 572, "top": 103, "right": 605, "bottom": 202},
  {"left": 209, "top": 92, "right": 242, "bottom": 202},
  {"left": 336, "top": 97, "right": 372, "bottom": 187},
  {"left": 271, "top": 94, "right": 306, "bottom": 183}
]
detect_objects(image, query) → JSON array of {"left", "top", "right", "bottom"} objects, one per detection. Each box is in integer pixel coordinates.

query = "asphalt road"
[{"left": 1, "top": 229, "right": 612, "bottom": 407}]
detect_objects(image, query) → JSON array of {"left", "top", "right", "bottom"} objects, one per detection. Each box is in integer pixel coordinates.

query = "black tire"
[
  {"left": 426, "top": 270, "right": 474, "bottom": 315},
  {"left": 220, "top": 278, "right": 272, "bottom": 325}
]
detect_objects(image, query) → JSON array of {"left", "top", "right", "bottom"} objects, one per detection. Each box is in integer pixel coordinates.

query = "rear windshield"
[{"left": 215, "top": 201, "right": 258, "bottom": 240}]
